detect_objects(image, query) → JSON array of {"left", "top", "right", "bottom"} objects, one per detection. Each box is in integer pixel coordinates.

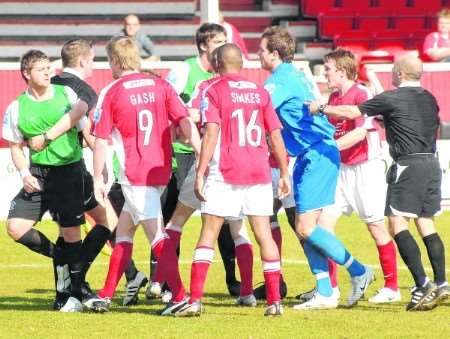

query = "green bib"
[
  {"left": 174, "top": 57, "right": 214, "bottom": 155},
  {"left": 17, "top": 85, "right": 82, "bottom": 166}
]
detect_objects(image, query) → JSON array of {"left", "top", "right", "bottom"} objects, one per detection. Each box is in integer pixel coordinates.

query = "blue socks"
[
  {"left": 307, "top": 226, "right": 365, "bottom": 277},
  {"left": 303, "top": 240, "right": 333, "bottom": 297}
]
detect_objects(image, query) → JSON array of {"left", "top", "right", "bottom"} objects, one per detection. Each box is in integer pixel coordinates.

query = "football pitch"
[{"left": 0, "top": 213, "right": 449, "bottom": 339}]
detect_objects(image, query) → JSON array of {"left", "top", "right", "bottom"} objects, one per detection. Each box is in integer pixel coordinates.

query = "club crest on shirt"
[
  {"left": 200, "top": 97, "right": 209, "bottom": 113},
  {"left": 93, "top": 107, "right": 102, "bottom": 123}
]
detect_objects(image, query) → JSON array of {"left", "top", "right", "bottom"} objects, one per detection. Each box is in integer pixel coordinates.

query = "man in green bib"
[{"left": 2, "top": 50, "right": 89, "bottom": 312}]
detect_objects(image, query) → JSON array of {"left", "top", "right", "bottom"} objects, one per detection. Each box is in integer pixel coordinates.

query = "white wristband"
[{"left": 19, "top": 167, "right": 31, "bottom": 179}]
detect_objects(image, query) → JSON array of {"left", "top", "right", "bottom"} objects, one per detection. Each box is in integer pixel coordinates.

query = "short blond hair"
[
  {"left": 106, "top": 36, "right": 140, "bottom": 71},
  {"left": 438, "top": 7, "right": 450, "bottom": 18}
]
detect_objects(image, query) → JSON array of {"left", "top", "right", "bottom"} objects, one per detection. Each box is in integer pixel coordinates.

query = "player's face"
[
  {"left": 438, "top": 17, "right": 450, "bottom": 35},
  {"left": 204, "top": 33, "right": 227, "bottom": 57},
  {"left": 108, "top": 57, "right": 121, "bottom": 79},
  {"left": 26, "top": 59, "right": 51, "bottom": 88},
  {"left": 324, "top": 59, "right": 343, "bottom": 89},
  {"left": 124, "top": 17, "right": 140, "bottom": 37},
  {"left": 257, "top": 38, "right": 275, "bottom": 71}
]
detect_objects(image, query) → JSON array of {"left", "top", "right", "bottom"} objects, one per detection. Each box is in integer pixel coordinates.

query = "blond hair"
[
  {"left": 106, "top": 36, "right": 140, "bottom": 71},
  {"left": 438, "top": 7, "right": 450, "bottom": 19}
]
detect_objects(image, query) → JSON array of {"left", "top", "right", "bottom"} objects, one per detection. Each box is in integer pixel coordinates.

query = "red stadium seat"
[{"left": 302, "top": 0, "right": 342, "bottom": 17}]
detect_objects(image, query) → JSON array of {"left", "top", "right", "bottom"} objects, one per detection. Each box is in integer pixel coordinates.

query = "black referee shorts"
[
  {"left": 385, "top": 154, "right": 441, "bottom": 218},
  {"left": 81, "top": 161, "right": 99, "bottom": 212},
  {"left": 8, "top": 161, "right": 85, "bottom": 227}
]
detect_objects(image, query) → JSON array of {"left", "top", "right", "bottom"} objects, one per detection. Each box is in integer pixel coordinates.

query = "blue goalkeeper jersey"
[{"left": 264, "top": 62, "right": 336, "bottom": 157}]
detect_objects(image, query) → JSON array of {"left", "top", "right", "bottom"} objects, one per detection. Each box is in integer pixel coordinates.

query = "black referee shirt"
[
  {"left": 358, "top": 86, "right": 439, "bottom": 160},
  {"left": 51, "top": 71, "right": 98, "bottom": 113}
]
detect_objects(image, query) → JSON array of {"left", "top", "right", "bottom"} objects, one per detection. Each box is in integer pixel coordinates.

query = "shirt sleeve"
[
  {"left": 188, "top": 79, "right": 208, "bottom": 109},
  {"left": 353, "top": 86, "right": 373, "bottom": 129},
  {"left": 2, "top": 100, "right": 23, "bottom": 143},
  {"left": 165, "top": 62, "right": 190, "bottom": 95},
  {"left": 200, "top": 86, "right": 220, "bottom": 126},
  {"left": 358, "top": 91, "right": 393, "bottom": 117},
  {"left": 92, "top": 86, "right": 114, "bottom": 139},
  {"left": 261, "top": 89, "right": 282, "bottom": 133},
  {"left": 141, "top": 35, "right": 156, "bottom": 57},
  {"left": 165, "top": 81, "right": 189, "bottom": 124}
]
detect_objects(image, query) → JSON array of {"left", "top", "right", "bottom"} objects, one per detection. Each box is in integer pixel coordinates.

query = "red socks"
[
  {"left": 377, "top": 240, "right": 398, "bottom": 290},
  {"left": 235, "top": 241, "right": 253, "bottom": 296},
  {"left": 99, "top": 241, "right": 132, "bottom": 298},
  {"left": 190, "top": 246, "right": 214, "bottom": 303},
  {"left": 151, "top": 234, "right": 185, "bottom": 302},
  {"left": 263, "top": 259, "right": 281, "bottom": 305}
]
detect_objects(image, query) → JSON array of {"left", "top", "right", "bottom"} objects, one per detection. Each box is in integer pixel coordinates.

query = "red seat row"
[
  {"left": 318, "top": 14, "right": 434, "bottom": 39},
  {"left": 301, "top": 0, "right": 449, "bottom": 17}
]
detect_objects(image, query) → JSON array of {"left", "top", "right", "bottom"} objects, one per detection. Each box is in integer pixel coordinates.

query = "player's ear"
[{"left": 199, "top": 42, "right": 207, "bottom": 54}]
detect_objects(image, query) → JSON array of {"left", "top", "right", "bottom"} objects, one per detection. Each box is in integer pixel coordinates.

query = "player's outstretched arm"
[
  {"left": 269, "top": 129, "right": 291, "bottom": 199},
  {"left": 93, "top": 137, "right": 109, "bottom": 207},
  {"left": 195, "top": 122, "right": 219, "bottom": 201},
  {"left": 28, "top": 100, "right": 88, "bottom": 151},
  {"left": 336, "top": 127, "right": 368, "bottom": 151},
  {"left": 178, "top": 116, "right": 202, "bottom": 155},
  {"left": 308, "top": 101, "right": 362, "bottom": 120},
  {"left": 10, "top": 142, "right": 41, "bottom": 193}
]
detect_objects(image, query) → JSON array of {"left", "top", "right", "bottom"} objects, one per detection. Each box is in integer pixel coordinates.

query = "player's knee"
[{"left": 6, "top": 221, "right": 27, "bottom": 241}]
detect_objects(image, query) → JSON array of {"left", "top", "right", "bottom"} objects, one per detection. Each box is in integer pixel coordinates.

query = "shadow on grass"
[
  {"left": 0, "top": 296, "right": 52, "bottom": 311},
  {"left": 26, "top": 289, "right": 53, "bottom": 294}
]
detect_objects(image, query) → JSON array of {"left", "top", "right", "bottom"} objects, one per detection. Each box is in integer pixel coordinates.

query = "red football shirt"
[
  {"left": 200, "top": 74, "right": 282, "bottom": 185},
  {"left": 328, "top": 83, "right": 381, "bottom": 165},
  {"left": 92, "top": 72, "right": 188, "bottom": 186},
  {"left": 423, "top": 32, "right": 450, "bottom": 53}
]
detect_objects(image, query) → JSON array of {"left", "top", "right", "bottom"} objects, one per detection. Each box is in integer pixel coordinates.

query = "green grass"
[{"left": 0, "top": 213, "right": 449, "bottom": 338}]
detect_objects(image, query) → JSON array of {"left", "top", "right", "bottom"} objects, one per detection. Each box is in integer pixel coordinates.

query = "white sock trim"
[
  {"left": 315, "top": 272, "right": 330, "bottom": 280},
  {"left": 343, "top": 256, "right": 354, "bottom": 269},
  {"left": 193, "top": 247, "right": 214, "bottom": 263},
  {"left": 115, "top": 236, "right": 133, "bottom": 244},
  {"left": 234, "top": 235, "right": 251, "bottom": 247},
  {"left": 166, "top": 224, "right": 183, "bottom": 233},
  {"left": 263, "top": 260, "right": 281, "bottom": 272},
  {"left": 270, "top": 221, "right": 280, "bottom": 230}
]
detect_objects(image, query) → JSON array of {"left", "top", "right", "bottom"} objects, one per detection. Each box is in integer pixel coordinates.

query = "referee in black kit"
[{"left": 308, "top": 55, "right": 449, "bottom": 312}]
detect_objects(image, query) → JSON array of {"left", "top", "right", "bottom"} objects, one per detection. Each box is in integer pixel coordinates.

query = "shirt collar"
[
  {"left": 273, "top": 62, "right": 294, "bottom": 74},
  {"left": 399, "top": 81, "right": 421, "bottom": 88},
  {"left": 63, "top": 67, "right": 84, "bottom": 80}
]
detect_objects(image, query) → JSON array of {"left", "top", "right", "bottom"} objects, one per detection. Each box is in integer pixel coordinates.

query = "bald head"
[
  {"left": 214, "top": 43, "right": 243, "bottom": 74},
  {"left": 395, "top": 55, "right": 423, "bottom": 81}
]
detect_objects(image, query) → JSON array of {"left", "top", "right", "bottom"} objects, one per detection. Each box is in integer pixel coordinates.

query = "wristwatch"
[
  {"left": 43, "top": 132, "right": 52, "bottom": 143},
  {"left": 318, "top": 104, "right": 327, "bottom": 114}
]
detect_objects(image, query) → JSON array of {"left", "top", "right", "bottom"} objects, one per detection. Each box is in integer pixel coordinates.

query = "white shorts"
[
  {"left": 271, "top": 168, "right": 295, "bottom": 209},
  {"left": 178, "top": 162, "right": 200, "bottom": 210},
  {"left": 201, "top": 180, "right": 273, "bottom": 218},
  {"left": 322, "top": 158, "right": 386, "bottom": 224},
  {"left": 121, "top": 184, "right": 164, "bottom": 225}
]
